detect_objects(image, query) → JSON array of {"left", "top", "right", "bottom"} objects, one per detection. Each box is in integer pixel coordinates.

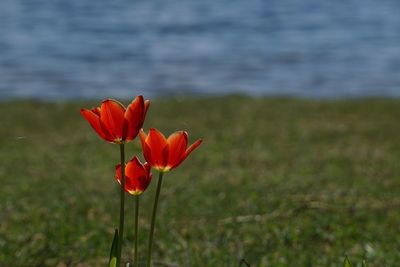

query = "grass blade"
[
  {"left": 343, "top": 256, "right": 353, "bottom": 267},
  {"left": 109, "top": 229, "right": 119, "bottom": 267}
]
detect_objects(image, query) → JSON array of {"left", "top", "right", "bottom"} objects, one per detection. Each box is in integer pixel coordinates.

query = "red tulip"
[
  {"left": 139, "top": 128, "right": 202, "bottom": 172},
  {"left": 80, "top": 96, "right": 150, "bottom": 144},
  {"left": 115, "top": 156, "right": 152, "bottom": 195}
]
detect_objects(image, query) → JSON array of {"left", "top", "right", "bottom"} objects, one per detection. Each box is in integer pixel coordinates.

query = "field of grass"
[{"left": 0, "top": 96, "right": 399, "bottom": 266}]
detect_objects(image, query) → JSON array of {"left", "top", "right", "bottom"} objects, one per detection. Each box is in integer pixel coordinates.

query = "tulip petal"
[
  {"left": 141, "top": 128, "right": 168, "bottom": 169},
  {"left": 80, "top": 108, "right": 113, "bottom": 142},
  {"left": 92, "top": 107, "right": 101, "bottom": 116},
  {"left": 116, "top": 162, "right": 137, "bottom": 193},
  {"left": 115, "top": 163, "right": 122, "bottom": 184},
  {"left": 167, "top": 131, "right": 188, "bottom": 169},
  {"left": 125, "top": 157, "right": 145, "bottom": 179},
  {"left": 100, "top": 99, "right": 126, "bottom": 141},
  {"left": 185, "top": 139, "right": 203, "bottom": 157},
  {"left": 147, "top": 128, "right": 169, "bottom": 169},
  {"left": 139, "top": 129, "right": 148, "bottom": 143},
  {"left": 124, "top": 96, "right": 145, "bottom": 140},
  {"left": 172, "top": 139, "right": 202, "bottom": 169},
  {"left": 144, "top": 162, "right": 151, "bottom": 176},
  {"left": 139, "top": 129, "right": 153, "bottom": 165},
  {"left": 144, "top": 100, "right": 150, "bottom": 117}
]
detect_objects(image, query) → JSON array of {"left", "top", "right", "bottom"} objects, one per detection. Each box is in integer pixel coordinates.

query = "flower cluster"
[{"left": 81, "top": 96, "right": 202, "bottom": 267}]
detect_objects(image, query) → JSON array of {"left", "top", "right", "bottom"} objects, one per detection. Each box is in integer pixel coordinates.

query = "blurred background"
[{"left": 1, "top": 0, "right": 400, "bottom": 99}]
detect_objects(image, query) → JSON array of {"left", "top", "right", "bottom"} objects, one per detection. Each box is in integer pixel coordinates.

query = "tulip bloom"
[
  {"left": 80, "top": 96, "right": 150, "bottom": 144},
  {"left": 115, "top": 157, "right": 152, "bottom": 195},
  {"left": 139, "top": 128, "right": 202, "bottom": 172}
]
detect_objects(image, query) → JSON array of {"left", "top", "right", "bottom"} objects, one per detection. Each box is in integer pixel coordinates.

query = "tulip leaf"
[
  {"left": 109, "top": 229, "right": 119, "bottom": 267},
  {"left": 343, "top": 256, "right": 353, "bottom": 267}
]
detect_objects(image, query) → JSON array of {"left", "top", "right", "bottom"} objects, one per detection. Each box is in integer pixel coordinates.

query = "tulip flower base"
[{"left": 1, "top": 97, "right": 400, "bottom": 266}]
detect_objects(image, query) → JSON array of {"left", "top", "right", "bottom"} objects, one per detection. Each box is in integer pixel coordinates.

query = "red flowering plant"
[
  {"left": 80, "top": 96, "right": 149, "bottom": 144},
  {"left": 115, "top": 157, "right": 152, "bottom": 196},
  {"left": 139, "top": 128, "right": 202, "bottom": 267},
  {"left": 81, "top": 96, "right": 201, "bottom": 267}
]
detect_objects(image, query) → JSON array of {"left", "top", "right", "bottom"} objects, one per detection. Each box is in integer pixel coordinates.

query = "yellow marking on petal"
[
  {"left": 154, "top": 166, "right": 171, "bottom": 173},
  {"left": 128, "top": 190, "right": 143, "bottom": 196}
]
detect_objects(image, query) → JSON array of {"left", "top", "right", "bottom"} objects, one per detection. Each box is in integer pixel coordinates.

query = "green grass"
[{"left": 1, "top": 96, "right": 399, "bottom": 266}]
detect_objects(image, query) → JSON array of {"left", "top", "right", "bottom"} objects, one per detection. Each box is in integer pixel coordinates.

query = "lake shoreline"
[{"left": 2, "top": 93, "right": 400, "bottom": 104}]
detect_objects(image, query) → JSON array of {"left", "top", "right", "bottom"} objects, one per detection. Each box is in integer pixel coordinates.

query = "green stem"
[
  {"left": 146, "top": 171, "right": 164, "bottom": 267},
  {"left": 134, "top": 196, "right": 140, "bottom": 267},
  {"left": 117, "top": 143, "right": 126, "bottom": 267}
]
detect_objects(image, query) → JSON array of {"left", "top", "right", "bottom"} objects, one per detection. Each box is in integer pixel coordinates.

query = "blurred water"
[{"left": 0, "top": 0, "right": 400, "bottom": 99}]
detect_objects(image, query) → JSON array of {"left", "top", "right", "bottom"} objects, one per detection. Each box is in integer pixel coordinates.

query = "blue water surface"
[{"left": 0, "top": 0, "right": 400, "bottom": 99}]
